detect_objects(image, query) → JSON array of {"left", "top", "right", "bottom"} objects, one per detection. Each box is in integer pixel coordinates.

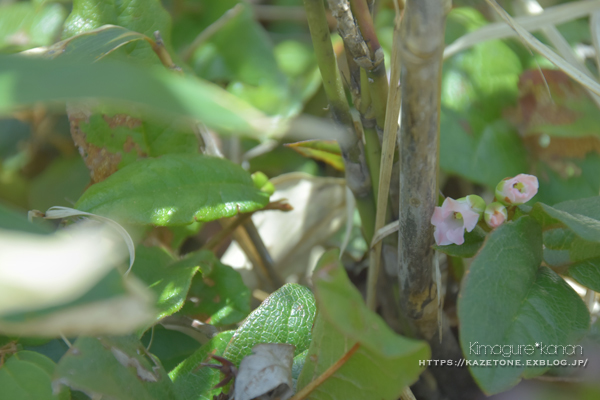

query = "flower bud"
[
  {"left": 251, "top": 172, "right": 275, "bottom": 196},
  {"left": 457, "top": 195, "right": 486, "bottom": 221},
  {"left": 495, "top": 174, "right": 539, "bottom": 206},
  {"left": 484, "top": 202, "right": 508, "bottom": 228}
]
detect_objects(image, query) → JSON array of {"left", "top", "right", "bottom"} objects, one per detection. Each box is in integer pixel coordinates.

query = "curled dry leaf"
[{"left": 234, "top": 343, "right": 295, "bottom": 400}]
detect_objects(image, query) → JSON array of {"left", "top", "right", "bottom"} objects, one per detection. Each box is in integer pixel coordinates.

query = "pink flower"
[
  {"left": 431, "top": 197, "right": 480, "bottom": 246},
  {"left": 495, "top": 174, "right": 539, "bottom": 205},
  {"left": 484, "top": 202, "right": 508, "bottom": 228}
]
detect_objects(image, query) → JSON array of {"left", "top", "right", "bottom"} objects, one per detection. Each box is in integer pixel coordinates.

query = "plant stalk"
[
  {"left": 304, "top": 0, "right": 376, "bottom": 243},
  {"left": 397, "top": 0, "right": 450, "bottom": 339}
]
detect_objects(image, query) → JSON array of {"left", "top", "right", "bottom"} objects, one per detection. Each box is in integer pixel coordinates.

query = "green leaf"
[
  {"left": 55, "top": 336, "right": 178, "bottom": 400},
  {"left": 222, "top": 283, "right": 316, "bottom": 366},
  {"left": 63, "top": 0, "right": 172, "bottom": 66},
  {"left": 130, "top": 246, "right": 201, "bottom": 322},
  {"left": 0, "top": 350, "right": 68, "bottom": 400},
  {"left": 568, "top": 258, "right": 600, "bottom": 292},
  {"left": 0, "top": 2, "right": 67, "bottom": 52},
  {"left": 179, "top": 251, "right": 251, "bottom": 326},
  {"left": 458, "top": 217, "right": 590, "bottom": 395},
  {"left": 531, "top": 198, "right": 600, "bottom": 243},
  {"left": 541, "top": 227, "right": 600, "bottom": 291},
  {"left": 141, "top": 325, "right": 202, "bottom": 372},
  {"left": 169, "top": 331, "right": 235, "bottom": 400},
  {"left": 75, "top": 154, "right": 270, "bottom": 225},
  {"left": 189, "top": 1, "right": 291, "bottom": 115},
  {"left": 0, "top": 202, "right": 51, "bottom": 234},
  {"left": 296, "top": 250, "right": 429, "bottom": 400},
  {"left": 0, "top": 55, "right": 270, "bottom": 138},
  {"left": 536, "top": 154, "right": 600, "bottom": 205},
  {"left": 284, "top": 140, "right": 344, "bottom": 171},
  {"left": 440, "top": 112, "right": 529, "bottom": 189},
  {"left": 442, "top": 34, "right": 522, "bottom": 133},
  {"left": 29, "top": 157, "right": 90, "bottom": 212},
  {"left": 433, "top": 225, "right": 486, "bottom": 258}
]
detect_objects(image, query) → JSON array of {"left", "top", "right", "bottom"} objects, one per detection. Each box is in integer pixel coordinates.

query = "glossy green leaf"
[
  {"left": 531, "top": 198, "right": 600, "bottom": 243},
  {"left": 285, "top": 140, "right": 344, "bottom": 171},
  {"left": 0, "top": 2, "right": 66, "bottom": 52},
  {"left": 0, "top": 55, "right": 271, "bottom": 138},
  {"left": 296, "top": 250, "right": 429, "bottom": 400},
  {"left": 75, "top": 154, "right": 270, "bottom": 225},
  {"left": 179, "top": 250, "right": 251, "bottom": 326},
  {"left": 433, "top": 225, "right": 486, "bottom": 258},
  {"left": 458, "top": 217, "right": 590, "bottom": 395},
  {"left": 0, "top": 350, "right": 68, "bottom": 400},
  {"left": 131, "top": 246, "right": 201, "bottom": 322},
  {"left": 440, "top": 112, "right": 529, "bottom": 189},
  {"left": 222, "top": 283, "right": 316, "bottom": 366},
  {"left": 55, "top": 336, "right": 178, "bottom": 400},
  {"left": 169, "top": 331, "right": 235, "bottom": 400}
]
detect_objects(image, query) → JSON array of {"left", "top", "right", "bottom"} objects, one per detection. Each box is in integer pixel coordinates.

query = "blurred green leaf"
[
  {"left": 296, "top": 250, "right": 429, "bottom": 400},
  {"left": 285, "top": 140, "right": 344, "bottom": 171},
  {"left": 0, "top": 202, "right": 51, "bottom": 234},
  {"left": 189, "top": 1, "right": 291, "bottom": 115},
  {"left": 536, "top": 154, "right": 600, "bottom": 205},
  {"left": 63, "top": 0, "right": 172, "bottom": 66},
  {"left": 440, "top": 113, "right": 529, "bottom": 188},
  {"left": 179, "top": 250, "right": 251, "bottom": 326},
  {"left": 0, "top": 55, "right": 271, "bottom": 138},
  {"left": 141, "top": 325, "right": 202, "bottom": 372},
  {"left": 169, "top": 330, "right": 234, "bottom": 400},
  {"left": 29, "top": 157, "right": 90, "bottom": 211},
  {"left": 75, "top": 154, "right": 270, "bottom": 225},
  {"left": 0, "top": 350, "right": 68, "bottom": 400},
  {"left": 222, "top": 283, "right": 316, "bottom": 366},
  {"left": 531, "top": 198, "right": 600, "bottom": 243},
  {"left": 458, "top": 217, "right": 589, "bottom": 395},
  {"left": 55, "top": 335, "right": 178, "bottom": 400},
  {"left": 0, "top": 2, "right": 66, "bottom": 52},
  {"left": 131, "top": 246, "right": 201, "bottom": 322}
]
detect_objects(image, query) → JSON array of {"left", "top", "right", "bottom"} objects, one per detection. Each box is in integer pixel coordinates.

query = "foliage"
[{"left": 1, "top": 0, "right": 599, "bottom": 400}]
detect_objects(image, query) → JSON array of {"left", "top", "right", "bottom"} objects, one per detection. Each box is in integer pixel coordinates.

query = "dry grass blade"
[
  {"left": 518, "top": 0, "right": 600, "bottom": 108},
  {"left": 366, "top": 5, "right": 403, "bottom": 311},
  {"left": 591, "top": 11, "right": 600, "bottom": 73},
  {"left": 445, "top": 0, "right": 600, "bottom": 59},
  {"left": 486, "top": 0, "right": 600, "bottom": 97}
]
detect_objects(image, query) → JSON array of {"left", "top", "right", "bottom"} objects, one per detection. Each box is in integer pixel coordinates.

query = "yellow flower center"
[
  {"left": 513, "top": 182, "right": 525, "bottom": 193},
  {"left": 454, "top": 212, "right": 463, "bottom": 220}
]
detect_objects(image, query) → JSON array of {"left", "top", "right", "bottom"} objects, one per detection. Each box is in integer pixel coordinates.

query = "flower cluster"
[{"left": 431, "top": 174, "right": 538, "bottom": 246}]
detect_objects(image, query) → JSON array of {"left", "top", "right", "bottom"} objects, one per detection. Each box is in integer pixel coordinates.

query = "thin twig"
[
  {"left": 289, "top": 343, "right": 360, "bottom": 400},
  {"left": 200, "top": 213, "right": 252, "bottom": 252},
  {"left": 181, "top": 4, "right": 244, "bottom": 62},
  {"left": 242, "top": 220, "right": 285, "bottom": 289},
  {"left": 150, "top": 31, "right": 182, "bottom": 73}
]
